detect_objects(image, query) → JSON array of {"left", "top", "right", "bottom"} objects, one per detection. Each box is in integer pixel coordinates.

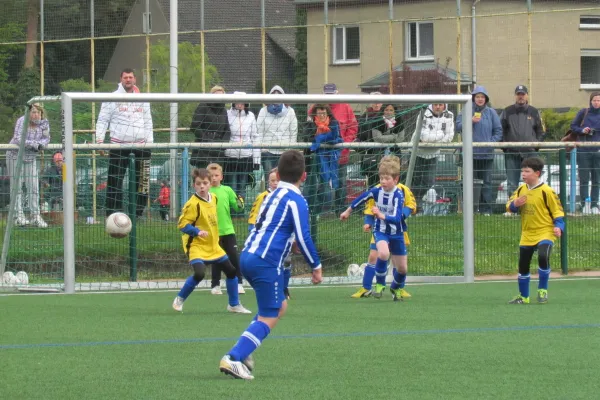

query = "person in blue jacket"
[{"left": 456, "top": 86, "right": 503, "bottom": 215}]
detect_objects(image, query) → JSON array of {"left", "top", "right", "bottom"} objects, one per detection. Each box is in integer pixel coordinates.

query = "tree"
[{"left": 24, "top": 0, "right": 38, "bottom": 69}]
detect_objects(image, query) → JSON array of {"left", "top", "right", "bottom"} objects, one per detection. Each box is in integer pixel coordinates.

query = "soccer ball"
[
  {"left": 347, "top": 263, "right": 361, "bottom": 277},
  {"left": 15, "top": 271, "right": 29, "bottom": 285},
  {"left": 2, "top": 271, "right": 17, "bottom": 285},
  {"left": 105, "top": 212, "right": 132, "bottom": 239}
]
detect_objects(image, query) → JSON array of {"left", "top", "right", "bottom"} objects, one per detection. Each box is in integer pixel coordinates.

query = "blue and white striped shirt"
[
  {"left": 350, "top": 186, "right": 405, "bottom": 236},
  {"left": 243, "top": 181, "right": 322, "bottom": 270}
]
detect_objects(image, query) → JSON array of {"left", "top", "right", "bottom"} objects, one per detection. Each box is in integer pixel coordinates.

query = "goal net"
[{"left": 1, "top": 92, "right": 474, "bottom": 293}]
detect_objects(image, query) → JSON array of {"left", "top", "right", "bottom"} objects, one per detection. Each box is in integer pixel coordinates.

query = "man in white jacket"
[
  {"left": 411, "top": 104, "right": 454, "bottom": 210},
  {"left": 95, "top": 68, "right": 153, "bottom": 218}
]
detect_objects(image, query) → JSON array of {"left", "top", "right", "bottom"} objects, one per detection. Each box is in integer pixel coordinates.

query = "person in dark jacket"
[
  {"left": 189, "top": 85, "right": 231, "bottom": 168},
  {"left": 500, "top": 85, "right": 545, "bottom": 197},
  {"left": 571, "top": 91, "right": 600, "bottom": 214}
]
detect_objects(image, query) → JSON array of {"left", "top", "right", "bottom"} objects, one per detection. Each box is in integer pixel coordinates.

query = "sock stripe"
[
  {"left": 375, "top": 271, "right": 388, "bottom": 277},
  {"left": 518, "top": 274, "right": 530, "bottom": 280},
  {"left": 242, "top": 331, "right": 261, "bottom": 348}
]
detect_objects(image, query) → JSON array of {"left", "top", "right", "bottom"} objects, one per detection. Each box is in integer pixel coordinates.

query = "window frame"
[
  {"left": 580, "top": 15, "right": 600, "bottom": 30},
  {"left": 580, "top": 49, "right": 600, "bottom": 89},
  {"left": 405, "top": 21, "right": 435, "bottom": 61},
  {"left": 332, "top": 25, "right": 361, "bottom": 65}
]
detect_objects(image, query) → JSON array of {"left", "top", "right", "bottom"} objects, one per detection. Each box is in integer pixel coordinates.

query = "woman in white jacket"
[
  {"left": 224, "top": 92, "right": 259, "bottom": 199},
  {"left": 256, "top": 85, "right": 298, "bottom": 181},
  {"left": 411, "top": 104, "right": 455, "bottom": 209}
]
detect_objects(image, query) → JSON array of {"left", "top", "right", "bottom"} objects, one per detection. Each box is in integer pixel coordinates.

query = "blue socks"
[
  {"left": 375, "top": 258, "right": 388, "bottom": 286},
  {"left": 390, "top": 269, "right": 407, "bottom": 290},
  {"left": 518, "top": 273, "right": 530, "bottom": 298},
  {"left": 362, "top": 263, "right": 375, "bottom": 290},
  {"left": 225, "top": 277, "right": 240, "bottom": 307},
  {"left": 283, "top": 267, "right": 291, "bottom": 291},
  {"left": 228, "top": 320, "right": 271, "bottom": 362},
  {"left": 177, "top": 275, "right": 200, "bottom": 300},
  {"left": 538, "top": 268, "right": 550, "bottom": 290}
]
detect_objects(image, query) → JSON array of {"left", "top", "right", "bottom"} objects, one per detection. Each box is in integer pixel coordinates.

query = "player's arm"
[
  {"left": 227, "top": 187, "right": 244, "bottom": 212},
  {"left": 247, "top": 192, "right": 266, "bottom": 229},
  {"left": 546, "top": 188, "right": 565, "bottom": 233},
  {"left": 401, "top": 185, "right": 417, "bottom": 217},
  {"left": 380, "top": 195, "right": 404, "bottom": 225},
  {"left": 341, "top": 188, "right": 376, "bottom": 219},
  {"left": 290, "top": 199, "right": 322, "bottom": 270},
  {"left": 363, "top": 198, "right": 375, "bottom": 231},
  {"left": 178, "top": 203, "right": 203, "bottom": 237},
  {"left": 507, "top": 188, "right": 524, "bottom": 212}
]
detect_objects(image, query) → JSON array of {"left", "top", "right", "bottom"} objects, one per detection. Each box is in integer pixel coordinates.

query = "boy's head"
[
  {"left": 192, "top": 168, "right": 211, "bottom": 197},
  {"left": 268, "top": 167, "right": 279, "bottom": 191},
  {"left": 378, "top": 156, "right": 401, "bottom": 190},
  {"left": 277, "top": 151, "right": 306, "bottom": 184},
  {"left": 206, "top": 163, "right": 223, "bottom": 187},
  {"left": 520, "top": 156, "right": 544, "bottom": 185}
]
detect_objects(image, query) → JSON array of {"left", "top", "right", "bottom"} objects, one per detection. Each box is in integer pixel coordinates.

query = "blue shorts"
[
  {"left": 189, "top": 255, "right": 228, "bottom": 266},
  {"left": 373, "top": 232, "right": 407, "bottom": 256},
  {"left": 240, "top": 251, "right": 284, "bottom": 318}
]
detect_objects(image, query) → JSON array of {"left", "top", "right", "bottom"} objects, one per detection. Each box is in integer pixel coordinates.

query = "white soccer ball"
[
  {"left": 347, "top": 263, "right": 361, "bottom": 277},
  {"left": 105, "top": 212, "right": 132, "bottom": 239},
  {"left": 15, "top": 271, "right": 29, "bottom": 285},
  {"left": 3, "top": 271, "right": 17, "bottom": 285}
]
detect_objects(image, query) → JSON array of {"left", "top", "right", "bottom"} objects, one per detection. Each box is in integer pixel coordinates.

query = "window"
[
  {"left": 332, "top": 26, "right": 360, "bottom": 64},
  {"left": 406, "top": 22, "right": 434, "bottom": 61},
  {"left": 580, "top": 15, "right": 600, "bottom": 30},
  {"left": 581, "top": 50, "right": 600, "bottom": 89}
]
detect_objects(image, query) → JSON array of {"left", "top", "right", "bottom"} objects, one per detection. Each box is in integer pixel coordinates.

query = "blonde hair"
[
  {"left": 379, "top": 155, "right": 401, "bottom": 178},
  {"left": 210, "top": 85, "right": 225, "bottom": 94},
  {"left": 30, "top": 103, "right": 45, "bottom": 119},
  {"left": 206, "top": 163, "right": 223, "bottom": 174}
]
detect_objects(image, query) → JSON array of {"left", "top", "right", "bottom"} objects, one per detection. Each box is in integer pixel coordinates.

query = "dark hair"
[
  {"left": 161, "top": 179, "right": 170, "bottom": 187},
  {"left": 521, "top": 156, "right": 544, "bottom": 173},
  {"left": 120, "top": 68, "right": 135, "bottom": 78},
  {"left": 590, "top": 91, "right": 600, "bottom": 102},
  {"left": 192, "top": 168, "right": 210, "bottom": 182},
  {"left": 277, "top": 150, "right": 305, "bottom": 183},
  {"left": 309, "top": 104, "right": 334, "bottom": 120}
]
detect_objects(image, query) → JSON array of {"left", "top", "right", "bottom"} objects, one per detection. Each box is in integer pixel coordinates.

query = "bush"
[{"left": 541, "top": 107, "right": 582, "bottom": 141}]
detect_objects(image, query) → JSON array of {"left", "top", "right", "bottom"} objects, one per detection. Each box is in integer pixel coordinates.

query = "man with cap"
[
  {"left": 42, "top": 152, "right": 64, "bottom": 211},
  {"left": 500, "top": 85, "right": 545, "bottom": 213}
]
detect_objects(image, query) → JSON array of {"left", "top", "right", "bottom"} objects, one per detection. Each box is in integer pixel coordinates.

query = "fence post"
[
  {"left": 181, "top": 147, "right": 189, "bottom": 210},
  {"left": 128, "top": 153, "right": 137, "bottom": 282},
  {"left": 569, "top": 148, "right": 577, "bottom": 214},
  {"left": 559, "top": 149, "right": 568, "bottom": 275}
]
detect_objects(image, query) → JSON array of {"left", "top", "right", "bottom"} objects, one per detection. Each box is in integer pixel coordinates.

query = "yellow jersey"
[
  {"left": 178, "top": 193, "right": 226, "bottom": 261},
  {"left": 247, "top": 189, "right": 271, "bottom": 226},
  {"left": 507, "top": 182, "right": 564, "bottom": 246},
  {"left": 364, "top": 183, "right": 416, "bottom": 245}
]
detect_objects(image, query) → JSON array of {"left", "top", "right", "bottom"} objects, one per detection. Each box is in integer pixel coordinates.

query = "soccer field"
[{"left": 2, "top": 280, "right": 599, "bottom": 400}]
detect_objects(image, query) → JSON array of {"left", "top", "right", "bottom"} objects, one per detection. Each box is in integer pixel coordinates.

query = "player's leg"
[
  {"left": 172, "top": 260, "right": 206, "bottom": 312},
  {"left": 283, "top": 254, "right": 292, "bottom": 299},
  {"left": 211, "top": 236, "right": 225, "bottom": 294},
  {"left": 509, "top": 246, "right": 535, "bottom": 304},
  {"left": 389, "top": 236, "right": 409, "bottom": 301},
  {"left": 373, "top": 235, "right": 391, "bottom": 298},
  {"left": 220, "top": 234, "right": 245, "bottom": 293},
  {"left": 219, "top": 258, "right": 250, "bottom": 313},
  {"left": 351, "top": 242, "right": 376, "bottom": 298},
  {"left": 536, "top": 241, "right": 553, "bottom": 304}
]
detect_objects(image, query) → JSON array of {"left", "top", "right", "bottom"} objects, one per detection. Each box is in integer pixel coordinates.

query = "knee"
[
  {"left": 191, "top": 262, "right": 206, "bottom": 281},
  {"left": 367, "top": 250, "right": 377, "bottom": 265},
  {"left": 377, "top": 249, "right": 390, "bottom": 261}
]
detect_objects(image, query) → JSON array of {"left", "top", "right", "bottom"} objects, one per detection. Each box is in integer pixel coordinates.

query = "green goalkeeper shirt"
[{"left": 209, "top": 184, "right": 244, "bottom": 236}]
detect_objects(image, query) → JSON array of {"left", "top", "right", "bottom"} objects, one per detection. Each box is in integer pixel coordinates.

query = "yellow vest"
[{"left": 178, "top": 193, "right": 226, "bottom": 261}]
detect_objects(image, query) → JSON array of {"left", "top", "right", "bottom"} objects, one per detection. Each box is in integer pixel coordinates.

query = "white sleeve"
[{"left": 95, "top": 102, "right": 115, "bottom": 143}]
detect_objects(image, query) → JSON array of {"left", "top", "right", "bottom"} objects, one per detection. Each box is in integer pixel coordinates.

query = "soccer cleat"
[
  {"left": 219, "top": 355, "right": 254, "bottom": 380},
  {"left": 238, "top": 283, "right": 246, "bottom": 294},
  {"left": 372, "top": 284, "right": 386, "bottom": 299},
  {"left": 537, "top": 289, "right": 548, "bottom": 304},
  {"left": 508, "top": 295, "right": 530, "bottom": 304},
  {"left": 211, "top": 286, "right": 223, "bottom": 295},
  {"left": 398, "top": 288, "right": 411, "bottom": 298},
  {"left": 15, "top": 217, "right": 29, "bottom": 227},
  {"left": 227, "top": 304, "right": 252, "bottom": 314},
  {"left": 390, "top": 288, "right": 406, "bottom": 302},
  {"left": 242, "top": 354, "right": 255, "bottom": 372},
  {"left": 30, "top": 215, "right": 48, "bottom": 228},
  {"left": 283, "top": 287, "right": 291, "bottom": 300},
  {"left": 172, "top": 296, "right": 184, "bottom": 312},
  {"left": 350, "top": 287, "right": 372, "bottom": 298}
]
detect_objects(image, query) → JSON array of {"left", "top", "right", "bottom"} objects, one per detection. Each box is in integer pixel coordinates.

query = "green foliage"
[
  {"left": 15, "top": 67, "right": 40, "bottom": 107},
  {"left": 541, "top": 108, "right": 581, "bottom": 141},
  {"left": 293, "top": 8, "right": 308, "bottom": 94}
]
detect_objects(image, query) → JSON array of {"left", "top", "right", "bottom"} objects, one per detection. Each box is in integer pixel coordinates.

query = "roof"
[{"left": 359, "top": 62, "right": 473, "bottom": 89}]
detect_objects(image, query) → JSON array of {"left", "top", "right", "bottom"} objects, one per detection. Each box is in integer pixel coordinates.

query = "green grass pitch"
[{"left": 2, "top": 279, "right": 600, "bottom": 399}]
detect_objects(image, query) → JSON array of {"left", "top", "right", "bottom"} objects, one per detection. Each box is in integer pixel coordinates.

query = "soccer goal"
[{"left": 1, "top": 92, "right": 474, "bottom": 293}]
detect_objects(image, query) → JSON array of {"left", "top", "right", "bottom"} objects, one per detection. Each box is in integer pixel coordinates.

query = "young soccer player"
[
  {"left": 207, "top": 163, "right": 246, "bottom": 295},
  {"left": 506, "top": 157, "right": 564, "bottom": 304},
  {"left": 172, "top": 168, "right": 251, "bottom": 314},
  {"left": 351, "top": 156, "right": 416, "bottom": 301},
  {"left": 341, "top": 156, "right": 407, "bottom": 300},
  {"left": 219, "top": 151, "right": 322, "bottom": 380},
  {"left": 247, "top": 168, "right": 293, "bottom": 299}
]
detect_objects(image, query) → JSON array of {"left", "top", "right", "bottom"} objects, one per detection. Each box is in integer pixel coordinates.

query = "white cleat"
[
  {"left": 172, "top": 296, "right": 184, "bottom": 312},
  {"left": 15, "top": 216, "right": 30, "bottom": 227},
  {"left": 242, "top": 354, "right": 255, "bottom": 372},
  {"left": 211, "top": 286, "right": 223, "bottom": 295},
  {"left": 30, "top": 215, "right": 48, "bottom": 228},
  {"left": 227, "top": 303, "right": 252, "bottom": 314},
  {"left": 238, "top": 283, "right": 246, "bottom": 294},
  {"left": 219, "top": 355, "right": 254, "bottom": 380}
]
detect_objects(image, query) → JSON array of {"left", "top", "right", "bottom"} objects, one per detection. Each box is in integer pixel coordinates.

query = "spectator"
[
  {"left": 570, "top": 91, "right": 600, "bottom": 214},
  {"left": 500, "top": 85, "right": 545, "bottom": 204},
  {"left": 303, "top": 104, "right": 342, "bottom": 214},
  {"left": 456, "top": 86, "right": 502, "bottom": 215},
  {"left": 411, "top": 103, "right": 455, "bottom": 210},
  {"left": 190, "top": 85, "right": 231, "bottom": 168},
  {"left": 257, "top": 85, "right": 298, "bottom": 181},
  {"left": 225, "top": 92, "right": 260, "bottom": 200},
  {"left": 154, "top": 180, "right": 170, "bottom": 221},
  {"left": 42, "top": 152, "right": 64, "bottom": 211},
  {"left": 357, "top": 93, "right": 383, "bottom": 187},
  {"left": 7, "top": 103, "right": 50, "bottom": 227},
  {"left": 95, "top": 68, "right": 153, "bottom": 218}
]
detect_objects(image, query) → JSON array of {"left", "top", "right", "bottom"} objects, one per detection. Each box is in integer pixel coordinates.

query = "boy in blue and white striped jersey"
[
  {"left": 340, "top": 155, "right": 408, "bottom": 300},
  {"left": 219, "top": 150, "right": 322, "bottom": 380}
]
